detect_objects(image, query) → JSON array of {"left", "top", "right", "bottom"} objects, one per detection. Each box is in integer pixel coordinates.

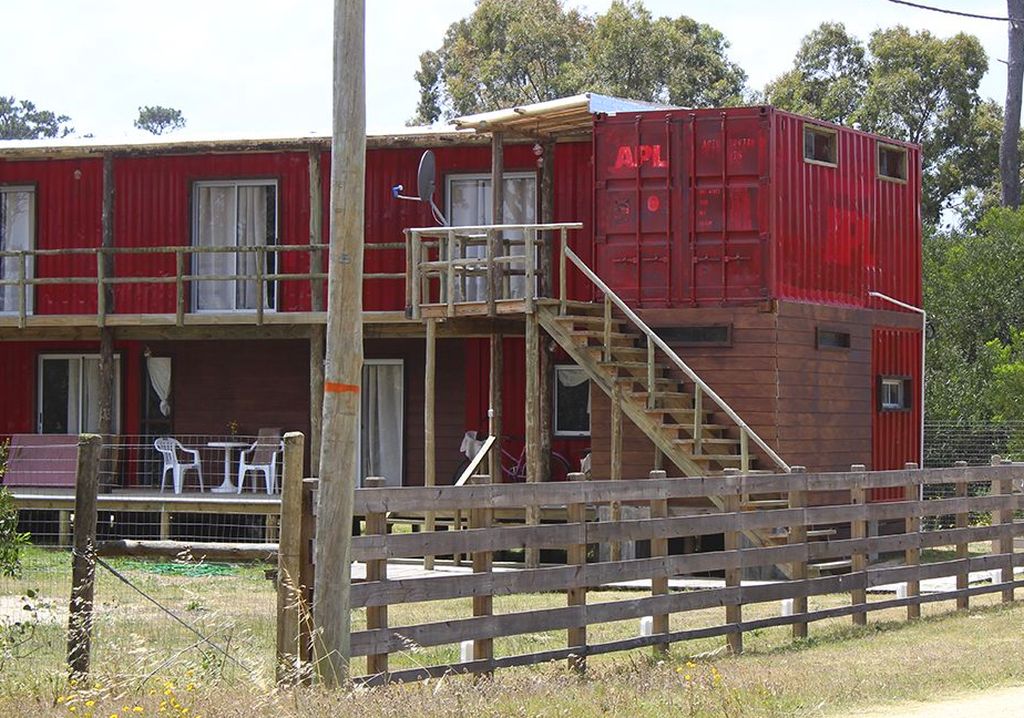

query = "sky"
[{"left": 1, "top": 1, "right": 1014, "bottom": 139}]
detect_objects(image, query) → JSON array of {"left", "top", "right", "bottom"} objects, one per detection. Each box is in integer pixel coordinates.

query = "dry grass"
[{"left": 2, "top": 546, "right": 1023, "bottom": 717}]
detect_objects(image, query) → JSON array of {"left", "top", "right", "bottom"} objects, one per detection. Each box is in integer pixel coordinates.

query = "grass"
[{"left": 1, "top": 546, "right": 1023, "bottom": 717}]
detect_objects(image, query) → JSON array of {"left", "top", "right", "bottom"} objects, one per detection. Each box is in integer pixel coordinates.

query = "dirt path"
[{"left": 851, "top": 685, "right": 1024, "bottom": 717}]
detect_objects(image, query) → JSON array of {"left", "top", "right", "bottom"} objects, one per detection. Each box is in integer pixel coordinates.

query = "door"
[{"left": 38, "top": 354, "right": 121, "bottom": 434}]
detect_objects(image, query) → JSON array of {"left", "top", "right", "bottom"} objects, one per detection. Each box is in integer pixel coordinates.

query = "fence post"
[
  {"left": 276, "top": 432, "right": 306, "bottom": 684},
  {"left": 363, "top": 477, "right": 390, "bottom": 678},
  {"left": 648, "top": 469, "right": 669, "bottom": 656},
  {"left": 67, "top": 434, "right": 102, "bottom": 676},
  {"left": 722, "top": 467, "right": 742, "bottom": 654},
  {"left": 468, "top": 474, "right": 494, "bottom": 674},
  {"left": 904, "top": 462, "right": 921, "bottom": 620},
  {"left": 850, "top": 464, "right": 868, "bottom": 627},
  {"left": 566, "top": 471, "right": 587, "bottom": 673},
  {"left": 995, "top": 457, "right": 1015, "bottom": 603},
  {"left": 298, "top": 477, "right": 319, "bottom": 681},
  {"left": 788, "top": 465, "right": 808, "bottom": 639},
  {"left": 953, "top": 461, "right": 970, "bottom": 611}
]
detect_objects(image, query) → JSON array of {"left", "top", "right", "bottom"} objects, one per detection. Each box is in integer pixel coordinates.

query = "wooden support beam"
[
  {"left": 308, "top": 148, "right": 324, "bottom": 313},
  {"left": 903, "top": 462, "right": 921, "bottom": 620},
  {"left": 525, "top": 314, "right": 541, "bottom": 569},
  {"left": 609, "top": 383, "right": 623, "bottom": 562},
  {"left": 98, "top": 153, "right": 116, "bottom": 439},
  {"left": 488, "top": 132, "right": 504, "bottom": 313},
  {"left": 566, "top": 471, "right": 587, "bottom": 673},
  {"left": 539, "top": 329, "right": 553, "bottom": 483},
  {"left": 649, "top": 469, "right": 669, "bottom": 656},
  {"left": 277, "top": 432, "right": 306, "bottom": 684},
  {"left": 67, "top": 434, "right": 102, "bottom": 676},
  {"left": 850, "top": 463, "right": 868, "bottom": 626},
  {"left": 539, "top": 140, "right": 554, "bottom": 298},
  {"left": 488, "top": 332, "right": 503, "bottom": 485},
  {"left": 309, "top": 326, "right": 325, "bottom": 475},
  {"left": 424, "top": 318, "right": 437, "bottom": 570}
]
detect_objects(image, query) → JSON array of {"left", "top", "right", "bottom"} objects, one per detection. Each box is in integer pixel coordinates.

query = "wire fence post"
[
  {"left": 67, "top": 434, "right": 102, "bottom": 676},
  {"left": 276, "top": 431, "right": 306, "bottom": 684}
]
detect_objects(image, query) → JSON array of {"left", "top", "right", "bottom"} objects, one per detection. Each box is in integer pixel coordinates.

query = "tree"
[
  {"left": 134, "top": 105, "right": 186, "bottom": 135},
  {"left": 0, "top": 97, "right": 73, "bottom": 140},
  {"left": 767, "top": 23, "right": 991, "bottom": 224},
  {"left": 411, "top": 0, "right": 746, "bottom": 124},
  {"left": 1000, "top": 1, "right": 1024, "bottom": 208}
]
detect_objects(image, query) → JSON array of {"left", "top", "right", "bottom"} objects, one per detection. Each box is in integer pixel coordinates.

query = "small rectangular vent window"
[
  {"left": 803, "top": 124, "right": 837, "bottom": 166},
  {"left": 878, "top": 143, "right": 908, "bottom": 182},
  {"left": 658, "top": 325, "right": 731, "bottom": 346},
  {"left": 816, "top": 328, "right": 851, "bottom": 349},
  {"left": 879, "top": 376, "right": 912, "bottom": 411}
]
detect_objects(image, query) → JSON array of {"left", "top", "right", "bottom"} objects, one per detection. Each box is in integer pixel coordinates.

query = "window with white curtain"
[
  {"left": 0, "top": 186, "right": 35, "bottom": 314},
  {"left": 447, "top": 172, "right": 537, "bottom": 300},
  {"left": 360, "top": 360, "right": 404, "bottom": 487},
  {"left": 192, "top": 180, "right": 277, "bottom": 311},
  {"left": 554, "top": 365, "right": 590, "bottom": 436},
  {"left": 38, "top": 354, "right": 121, "bottom": 434}
]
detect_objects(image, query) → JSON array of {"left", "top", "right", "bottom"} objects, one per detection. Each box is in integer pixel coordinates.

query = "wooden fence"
[{"left": 278, "top": 460, "right": 1024, "bottom": 685}]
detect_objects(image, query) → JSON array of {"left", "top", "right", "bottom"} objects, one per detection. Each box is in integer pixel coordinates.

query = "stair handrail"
[{"left": 559, "top": 241, "right": 791, "bottom": 474}]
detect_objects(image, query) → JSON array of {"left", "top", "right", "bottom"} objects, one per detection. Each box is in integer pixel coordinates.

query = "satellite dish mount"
[{"left": 391, "top": 149, "right": 448, "bottom": 225}]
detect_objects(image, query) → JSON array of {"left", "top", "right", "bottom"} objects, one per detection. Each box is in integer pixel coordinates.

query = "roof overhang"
[{"left": 453, "top": 93, "right": 672, "bottom": 140}]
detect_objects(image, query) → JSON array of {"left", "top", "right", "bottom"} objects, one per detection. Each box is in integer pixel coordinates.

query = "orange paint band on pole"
[{"left": 324, "top": 381, "right": 360, "bottom": 394}]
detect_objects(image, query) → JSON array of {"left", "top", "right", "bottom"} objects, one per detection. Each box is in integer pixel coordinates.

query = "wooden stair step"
[
  {"left": 655, "top": 422, "right": 730, "bottom": 436},
  {"left": 807, "top": 528, "right": 838, "bottom": 539},
  {"left": 808, "top": 559, "right": 852, "bottom": 576},
  {"left": 741, "top": 499, "right": 790, "bottom": 510},
  {"left": 598, "top": 360, "right": 664, "bottom": 373},
  {"left": 671, "top": 437, "right": 738, "bottom": 447},
  {"left": 552, "top": 315, "right": 628, "bottom": 328}
]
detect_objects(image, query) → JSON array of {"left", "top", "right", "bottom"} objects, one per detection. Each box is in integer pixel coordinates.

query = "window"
[
  {"left": 447, "top": 172, "right": 537, "bottom": 300},
  {"left": 803, "top": 124, "right": 838, "bottom": 166},
  {"left": 555, "top": 365, "right": 590, "bottom": 436},
  {"left": 360, "top": 359, "right": 404, "bottom": 487},
  {"left": 38, "top": 354, "right": 121, "bottom": 433},
  {"left": 657, "top": 325, "right": 732, "bottom": 347},
  {"left": 0, "top": 186, "right": 34, "bottom": 314},
  {"left": 192, "top": 180, "right": 277, "bottom": 312},
  {"left": 816, "top": 328, "right": 851, "bottom": 350},
  {"left": 877, "top": 143, "right": 908, "bottom": 182},
  {"left": 879, "top": 376, "right": 912, "bottom": 412}
]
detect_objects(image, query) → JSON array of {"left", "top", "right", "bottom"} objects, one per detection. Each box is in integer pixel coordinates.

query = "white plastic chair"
[
  {"left": 154, "top": 437, "right": 204, "bottom": 494},
  {"left": 237, "top": 430, "right": 283, "bottom": 494}
]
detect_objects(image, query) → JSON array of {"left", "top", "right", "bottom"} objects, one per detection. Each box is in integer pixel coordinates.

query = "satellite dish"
[{"left": 417, "top": 150, "right": 436, "bottom": 203}]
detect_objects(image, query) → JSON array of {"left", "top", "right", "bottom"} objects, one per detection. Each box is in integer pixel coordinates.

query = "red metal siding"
[
  {"left": 553, "top": 141, "right": 596, "bottom": 303},
  {"left": 592, "top": 107, "right": 921, "bottom": 309},
  {"left": 0, "top": 158, "right": 103, "bottom": 314},
  {"left": 871, "top": 326, "right": 922, "bottom": 499}
]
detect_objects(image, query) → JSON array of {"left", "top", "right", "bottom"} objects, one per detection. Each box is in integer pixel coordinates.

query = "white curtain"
[
  {"left": 236, "top": 186, "right": 266, "bottom": 309},
  {"left": 0, "top": 189, "right": 33, "bottom": 313},
  {"left": 195, "top": 185, "right": 235, "bottom": 310},
  {"left": 360, "top": 362, "right": 404, "bottom": 487},
  {"left": 147, "top": 356, "right": 172, "bottom": 416},
  {"left": 66, "top": 358, "right": 81, "bottom": 434},
  {"left": 448, "top": 175, "right": 537, "bottom": 302}
]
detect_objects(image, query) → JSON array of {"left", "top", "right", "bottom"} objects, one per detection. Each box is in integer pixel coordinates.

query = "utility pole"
[
  {"left": 1001, "top": 1, "right": 1024, "bottom": 208},
  {"left": 313, "top": 0, "right": 365, "bottom": 687}
]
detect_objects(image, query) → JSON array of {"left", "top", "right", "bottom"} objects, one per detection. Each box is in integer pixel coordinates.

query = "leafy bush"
[{"left": 0, "top": 440, "right": 29, "bottom": 577}]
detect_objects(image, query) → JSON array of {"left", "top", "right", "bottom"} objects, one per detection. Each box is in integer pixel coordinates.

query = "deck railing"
[
  {"left": 404, "top": 222, "right": 584, "bottom": 318},
  {"left": 559, "top": 237, "right": 791, "bottom": 474}
]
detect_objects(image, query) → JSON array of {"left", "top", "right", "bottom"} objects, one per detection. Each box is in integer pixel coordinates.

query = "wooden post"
[
  {"left": 722, "top": 467, "right": 742, "bottom": 654},
  {"left": 468, "top": 474, "right": 493, "bottom": 671},
  {"left": 424, "top": 318, "right": 437, "bottom": 570},
  {"left": 525, "top": 314, "right": 541, "bottom": 569},
  {"left": 559, "top": 229, "right": 567, "bottom": 315},
  {"left": 488, "top": 333, "right": 503, "bottom": 485},
  {"left": 308, "top": 147, "right": 324, "bottom": 313},
  {"left": 850, "top": 463, "right": 868, "bottom": 626},
  {"left": 692, "top": 386, "right": 703, "bottom": 456},
  {"left": 309, "top": 326, "right": 325, "bottom": 474},
  {"left": 488, "top": 132, "right": 504, "bottom": 314},
  {"left": 298, "top": 478, "right": 318, "bottom": 677},
  {"left": 602, "top": 296, "right": 612, "bottom": 362},
  {"left": 159, "top": 508, "right": 170, "bottom": 540},
  {"left": 995, "top": 457, "right": 1015, "bottom": 603},
  {"left": 649, "top": 469, "right": 669, "bottom": 656},
  {"left": 175, "top": 249, "right": 185, "bottom": 326},
  {"left": 903, "top": 462, "right": 921, "bottom": 620},
  {"left": 363, "top": 477, "right": 389, "bottom": 677},
  {"left": 788, "top": 465, "right": 808, "bottom": 639},
  {"left": 566, "top": 471, "right": 587, "bottom": 673},
  {"left": 313, "top": 0, "right": 366, "bottom": 686},
  {"left": 67, "top": 434, "right": 102, "bottom": 676},
  {"left": 539, "top": 139, "right": 554, "bottom": 298},
  {"left": 277, "top": 432, "right": 306, "bottom": 684},
  {"left": 539, "top": 328, "right": 553, "bottom": 483},
  {"left": 58, "top": 510, "right": 71, "bottom": 548},
  {"left": 953, "top": 460, "right": 969, "bottom": 610},
  {"left": 98, "top": 153, "right": 116, "bottom": 442}
]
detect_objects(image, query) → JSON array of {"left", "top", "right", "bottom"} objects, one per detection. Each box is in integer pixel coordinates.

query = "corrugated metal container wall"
[
  {"left": 0, "top": 340, "right": 142, "bottom": 438},
  {"left": 592, "top": 107, "right": 921, "bottom": 309},
  {"left": 553, "top": 141, "right": 595, "bottom": 302},
  {"left": 870, "top": 326, "right": 922, "bottom": 499},
  {"left": 0, "top": 158, "right": 103, "bottom": 314},
  {"left": 113, "top": 152, "right": 310, "bottom": 314},
  {"left": 774, "top": 111, "right": 921, "bottom": 309}
]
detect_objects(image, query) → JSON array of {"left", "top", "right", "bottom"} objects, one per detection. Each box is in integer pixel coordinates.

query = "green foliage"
[
  {"left": 767, "top": 23, "right": 992, "bottom": 224},
  {"left": 134, "top": 105, "right": 186, "bottom": 136},
  {"left": 411, "top": 0, "right": 746, "bottom": 124},
  {"left": 0, "top": 96, "right": 73, "bottom": 140},
  {"left": 923, "top": 208, "right": 1024, "bottom": 421},
  {"left": 0, "top": 489, "right": 29, "bottom": 578}
]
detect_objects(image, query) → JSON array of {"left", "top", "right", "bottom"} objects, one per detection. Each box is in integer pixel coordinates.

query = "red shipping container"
[{"left": 593, "top": 107, "right": 921, "bottom": 310}]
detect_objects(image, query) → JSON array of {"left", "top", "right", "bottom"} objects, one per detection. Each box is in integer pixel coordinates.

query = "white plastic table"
[{"left": 207, "top": 441, "right": 249, "bottom": 493}]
